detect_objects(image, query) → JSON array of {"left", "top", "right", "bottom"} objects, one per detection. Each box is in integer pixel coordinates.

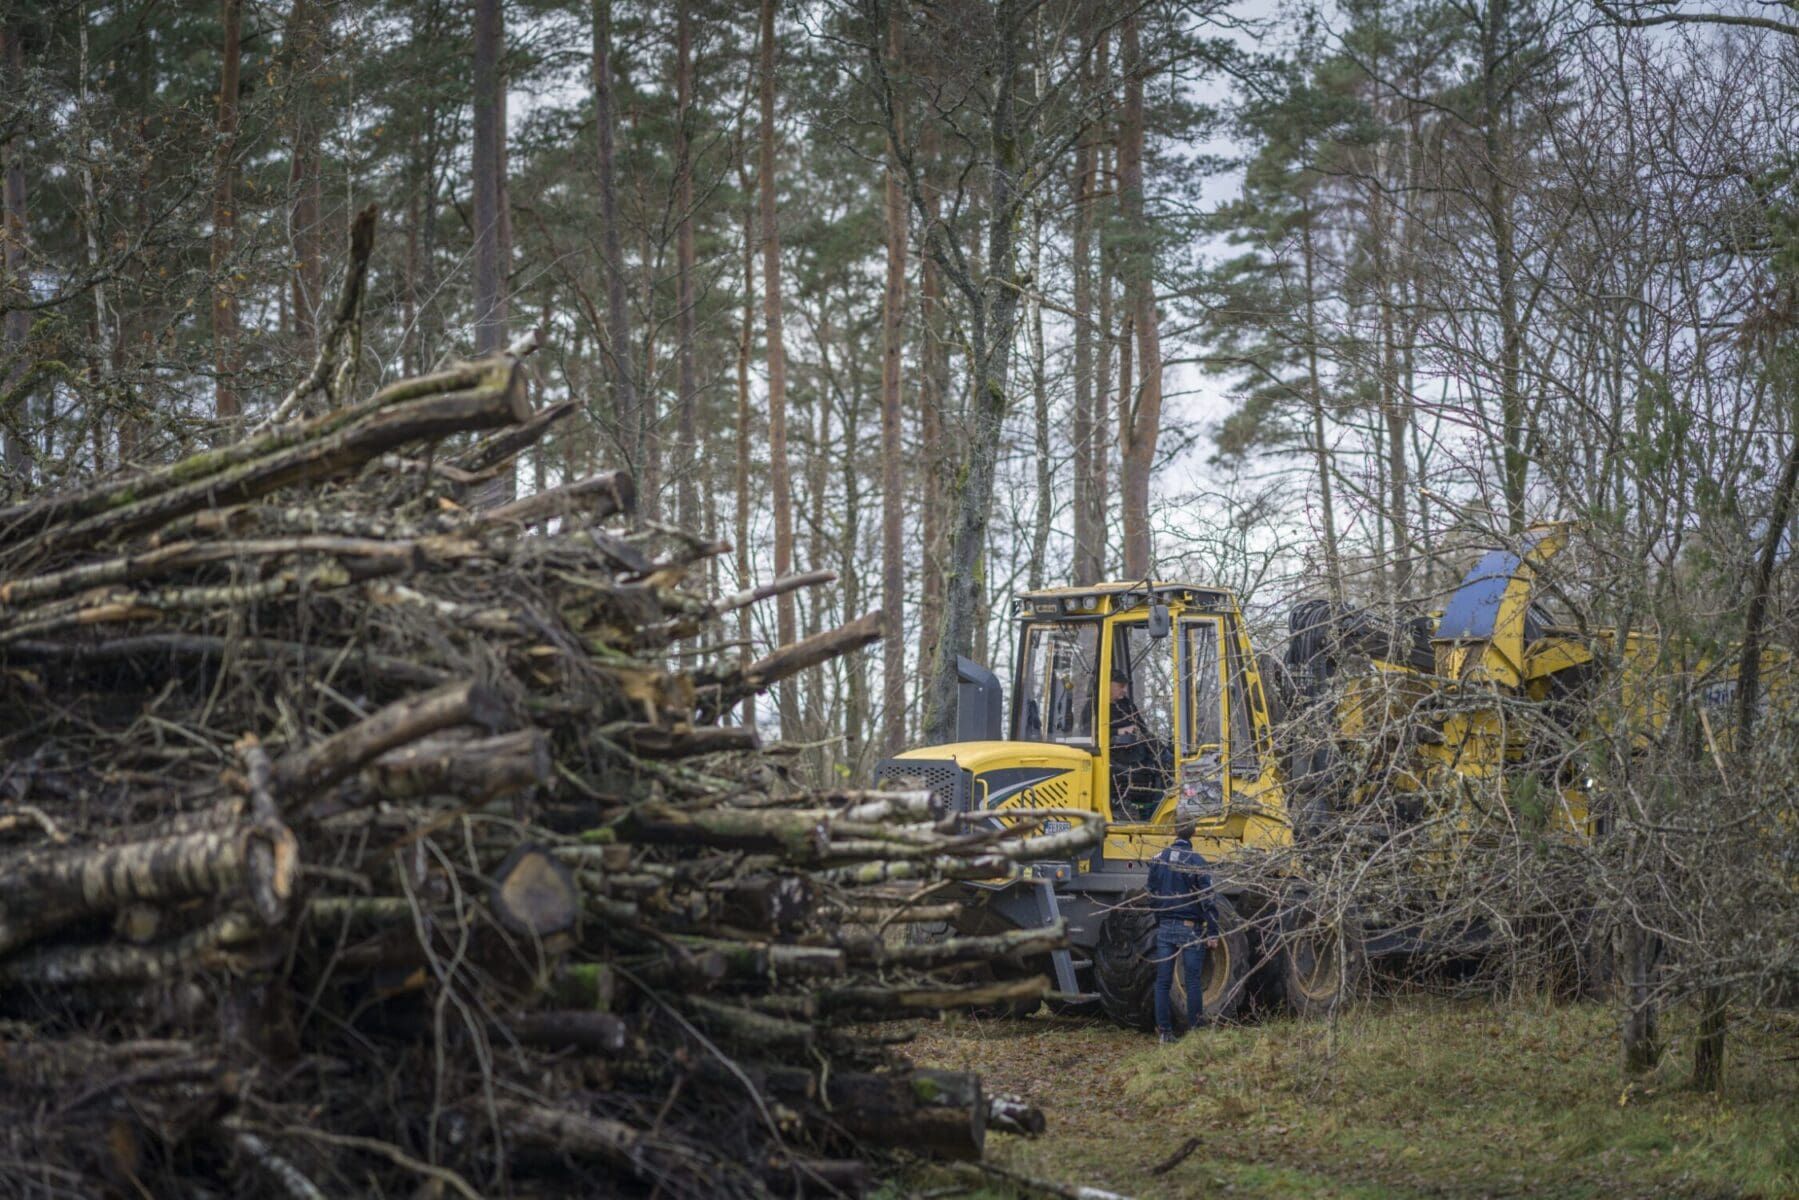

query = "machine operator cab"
[{"left": 880, "top": 583, "right": 1289, "bottom": 860}]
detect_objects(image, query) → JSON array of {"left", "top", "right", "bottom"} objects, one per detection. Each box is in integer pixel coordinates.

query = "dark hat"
[{"left": 1111, "top": 667, "right": 1131, "bottom": 685}]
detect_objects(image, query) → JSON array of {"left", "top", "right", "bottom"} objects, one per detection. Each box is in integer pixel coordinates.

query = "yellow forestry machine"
[{"left": 874, "top": 525, "right": 1787, "bottom": 1028}]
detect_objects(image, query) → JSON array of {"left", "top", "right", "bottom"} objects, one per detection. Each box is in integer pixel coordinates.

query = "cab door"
[
  {"left": 1221, "top": 614, "right": 1280, "bottom": 806},
  {"left": 1177, "top": 616, "right": 1228, "bottom": 811},
  {"left": 1101, "top": 619, "right": 1179, "bottom": 826}
]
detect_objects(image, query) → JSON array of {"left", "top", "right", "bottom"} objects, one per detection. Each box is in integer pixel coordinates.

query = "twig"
[
  {"left": 1149, "top": 1136, "right": 1201, "bottom": 1176},
  {"left": 229, "top": 1121, "right": 482, "bottom": 1200}
]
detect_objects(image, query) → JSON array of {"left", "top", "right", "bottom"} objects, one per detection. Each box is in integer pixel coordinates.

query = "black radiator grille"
[{"left": 872, "top": 758, "right": 972, "bottom": 817}]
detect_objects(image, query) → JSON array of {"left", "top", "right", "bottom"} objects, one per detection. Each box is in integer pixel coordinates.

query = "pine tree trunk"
[
  {"left": 759, "top": 0, "right": 800, "bottom": 739},
  {"left": 920, "top": 0, "right": 1024, "bottom": 747},
  {"left": 636, "top": 111, "right": 660, "bottom": 523},
  {"left": 1368, "top": 124, "right": 1410, "bottom": 596},
  {"left": 1093, "top": 51, "right": 1114, "bottom": 581},
  {"left": 77, "top": 9, "right": 112, "bottom": 472},
  {"left": 471, "top": 0, "right": 506, "bottom": 358},
  {"left": 1482, "top": 0, "right": 1527, "bottom": 535},
  {"left": 735, "top": 160, "right": 758, "bottom": 733},
  {"left": 917, "top": 122, "right": 947, "bottom": 739},
  {"left": 211, "top": 0, "right": 243, "bottom": 429},
  {"left": 404, "top": 126, "right": 421, "bottom": 374},
  {"left": 807, "top": 349, "right": 831, "bottom": 734},
  {"left": 468, "top": 0, "right": 511, "bottom": 510},
  {"left": 841, "top": 370, "right": 868, "bottom": 774},
  {"left": 413, "top": 33, "right": 443, "bottom": 375},
  {"left": 1070, "top": 110, "right": 1099, "bottom": 587},
  {"left": 594, "top": 0, "right": 639, "bottom": 495},
  {"left": 879, "top": 8, "right": 907, "bottom": 758},
  {"left": 1300, "top": 201, "right": 1343, "bottom": 602},
  {"left": 1115, "top": 294, "right": 1133, "bottom": 575},
  {"left": 284, "top": 0, "right": 324, "bottom": 353},
  {"left": 1117, "top": 14, "right": 1159, "bottom": 580},
  {"left": 0, "top": 18, "right": 31, "bottom": 483},
  {"left": 674, "top": 0, "right": 699, "bottom": 538},
  {"left": 1028, "top": 201, "right": 1051, "bottom": 590}
]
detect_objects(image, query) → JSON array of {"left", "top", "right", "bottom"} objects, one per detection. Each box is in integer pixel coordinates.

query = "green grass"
[{"left": 889, "top": 997, "right": 1799, "bottom": 1199}]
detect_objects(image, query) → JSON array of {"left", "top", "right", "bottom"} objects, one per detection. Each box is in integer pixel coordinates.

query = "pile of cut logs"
[{"left": 0, "top": 312, "right": 1087, "bottom": 1195}]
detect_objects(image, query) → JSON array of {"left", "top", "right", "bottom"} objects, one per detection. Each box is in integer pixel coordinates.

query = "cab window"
[
  {"left": 1181, "top": 620, "right": 1223, "bottom": 753},
  {"left": 1225, "top": 629, "right": 1266, "bottom": 778},
  {"left": 1015, "top": 623, "right": 1100, "bottom": 745},
  {"left": 1109, "top": 621, "right": 1177, "bottom": 822},
  {"left": 1112, "top": 623, "right": 1176, "bottom": 746}
]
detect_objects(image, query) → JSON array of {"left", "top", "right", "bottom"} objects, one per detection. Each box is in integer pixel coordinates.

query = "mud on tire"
[
  {"left": 1093, "top": 895, "right": 1252, "bottom": 1031},
  {"left": 1276, "top": 901, "right": 1366, "bottom": 1018}
]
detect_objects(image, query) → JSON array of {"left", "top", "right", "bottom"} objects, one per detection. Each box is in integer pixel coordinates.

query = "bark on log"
[
  {"left": 663, "top": 935, "right": 845, "bottom": 982},
  {"left": 6, "top": 632, "right": 452, "bottom": 689},
  {"left": 0, "top": 534, "right": 446, "bottom": 610},
  {"left": 495, "top": 1098, "right": 684, "bottom": 1178},
  {"left": 697, "top": 611, "right": 882, "bottom": 721},
  {"left": 363, "top": 729, "right": 549, "bottom": 801},
  {"left": 817, "top": 976, "right": 1048, "bottom": 1020},
  {"left": 0, "top": 823, "right": 298, "bottom": 954},
  {"left": 796, "top": 1067, "right": 986, "bottom": 1162},
  {"left": 762, "top": 1158, "right": 868, "bottom": 1197},
  {"left": 259, "top": 204, "right": 379, "bottom": 431},
  {"left": 681, "top": 994, "right": 815, "bottom": 1053},
  {"left": 0, "top": 910, "right": 270, "bottom": 986},
  {"left": 839, "top": 901, "right": 964, "bottom": 925},
  {"left": 303, "top": 896, "right": 414, "bottom": 931},
  {"left": 844, "top": 920, "right": 1067, "bottom": 969},
  {"left": 477, "top": 470, "right": 635, "bottom": 530},
  {"left": 272, "top": 680, "right": 506, "bottom": 803},
  {"left": 501, "top": 1010, "right": 628, "bottom": 1055},
  {"left": 609, "top": 724, "right": 757, "bottom": 759},
  {"left": 453, "top": 397, "right": 579, "bottom": 474},
  {"left": 12, "top": 361, "right": 531, "bottom": 562},
  {"left": 0, "top": 358, "right": 507, "bottom": 544}
]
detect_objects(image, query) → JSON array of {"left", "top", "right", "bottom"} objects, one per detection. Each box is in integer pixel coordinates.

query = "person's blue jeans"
[{"left": 1153, "top": 920, "right": 1208, "bottom": 1034}]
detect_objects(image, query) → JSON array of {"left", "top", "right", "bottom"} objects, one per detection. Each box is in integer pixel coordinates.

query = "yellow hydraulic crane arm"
[{"left": 1433, "top": 523, "right": 1576, "bottom": 688}]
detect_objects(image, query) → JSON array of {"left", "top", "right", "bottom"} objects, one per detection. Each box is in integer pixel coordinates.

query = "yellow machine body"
[
  {"left": 884, "top": 583, "right": 1292, "bottom": 870},
  {"left": 873, "top": 530, "right": 1791, "bottom": 1019}
]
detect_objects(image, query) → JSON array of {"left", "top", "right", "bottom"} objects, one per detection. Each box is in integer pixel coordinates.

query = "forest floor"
[{"left": 888, "top": 995, "right": 1799, "bottom": 1200}]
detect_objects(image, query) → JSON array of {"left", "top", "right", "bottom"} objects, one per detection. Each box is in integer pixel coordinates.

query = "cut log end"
[
  {"left": 501, "top": 361, "right": 534, "bottom": 424},
  {"left": 491, "top": 844, "right": 580, "bottom": 942}
]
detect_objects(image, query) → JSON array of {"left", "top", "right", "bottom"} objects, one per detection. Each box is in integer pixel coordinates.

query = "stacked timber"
[{"left": 0, "top": 335, "right": 1085, "bottom": 1196}]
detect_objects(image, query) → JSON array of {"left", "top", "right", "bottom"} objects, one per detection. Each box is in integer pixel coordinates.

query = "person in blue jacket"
[{"left": 1145, "top": 810, "right": 1221, "bottom": 1041}]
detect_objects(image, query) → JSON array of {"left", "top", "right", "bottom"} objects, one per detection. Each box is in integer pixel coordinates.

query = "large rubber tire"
[
  {"left": 1277, "top": 903, "right": 1365, "bottom": 1019},
  {"left": 1094, "top": 896, "right": 1252, "bottom": 1031}
]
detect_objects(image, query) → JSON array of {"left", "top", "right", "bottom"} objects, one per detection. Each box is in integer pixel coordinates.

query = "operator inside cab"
[{"left": 1109, "top": 669, "right": 1171, "bottom": 821}]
